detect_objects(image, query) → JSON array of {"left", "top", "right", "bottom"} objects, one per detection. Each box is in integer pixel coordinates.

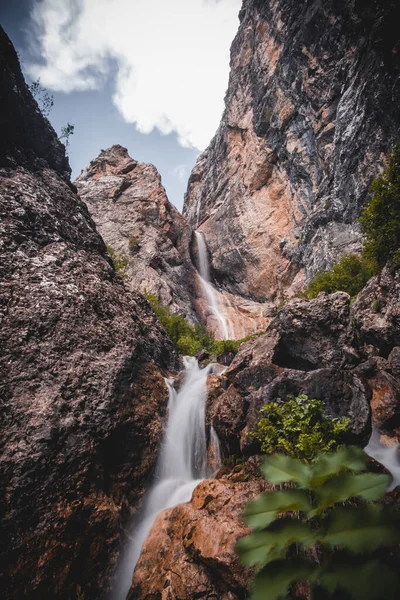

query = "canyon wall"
[
  {"left": 0, "top": 27, "right": 177, "bottom": 599},
  {"left": 184, "top": 0, "right": 400, "bottom": 304}
]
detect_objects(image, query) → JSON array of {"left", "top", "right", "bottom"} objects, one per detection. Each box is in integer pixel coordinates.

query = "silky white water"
[
  {"left": 113, "top": 356, "right": 220, "bottom": 599},
  {"left": 364, "top": 426, "right": 400, "bottom": 491},
  {"left": 195, "top": 231, "right": 230, "bottom": 340}
]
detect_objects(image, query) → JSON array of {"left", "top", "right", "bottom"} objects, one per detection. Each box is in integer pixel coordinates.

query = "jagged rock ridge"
[
  {"left": 184, "top": 0, "right": 400, "bottom": 303},
  {"left": 75, "top": 146, "right": 198, "bottom": 321},
  {"left": 0, "top": 27, "right": 177, "bottom": 599}
]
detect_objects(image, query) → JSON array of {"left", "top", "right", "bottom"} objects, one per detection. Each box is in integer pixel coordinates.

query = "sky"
[{"left": 0, "top": 0, "right": 242, "bottom": 210}]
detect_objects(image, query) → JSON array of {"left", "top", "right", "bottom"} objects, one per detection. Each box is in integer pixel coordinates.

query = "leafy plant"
[
  {"left": 237, "top": 447, "right": 400, "bottom": 600},
  {"left": 304, "top": 143, "right": 400, "bottom": 299},
  {"left": 29, "top": 78, "right": 54, "bottom": 116},
  {"left": 106, "top": 244, "right": 128, "bottom": 278},
  {"left": 303, "top": 254, "right": 376, "bottom": 299},
  {"left": 251, "top": 395, "right": 350, "bottom": 462},
  {"left": 59, "top": 122, "right": 75, "bottom": 149},
  {"left": 144, "top": 292, "right": 250, "bottom": 356},
  {"left": 360, "top": 143, "right": 400, "bottom": 268}
]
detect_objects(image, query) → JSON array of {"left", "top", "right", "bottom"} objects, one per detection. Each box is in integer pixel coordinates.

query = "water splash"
[
  {"left": 364, "top": 426, "right": 400, "bottom": 491},
  {"left": 112, "top": 356, "right": 221, "bottom": 599},
  {"left": 195, "top": 231, "right": 230, "bottom": 340}
]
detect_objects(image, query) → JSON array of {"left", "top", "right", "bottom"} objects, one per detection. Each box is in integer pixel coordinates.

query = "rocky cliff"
[
  {"left": 130, "top": 265, "right": 400, "bottom": 599},
  {"left": 75, "top": 147, "right": 198, "bottom": 321},
  {"left": 0, "top": 27, "right": 177, "bottom": 599},
  {"left": 184, "top": 0, "right": 400, "bottom": 306}
]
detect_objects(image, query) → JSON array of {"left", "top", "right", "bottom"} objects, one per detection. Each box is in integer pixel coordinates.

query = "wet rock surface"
[
  {"left": 208, "top": 274, "right": 400, "bottom": 455},
  {"left": 129, "top": 475, "right": 269, "bottom": 600},
  {"left": 0, "top": 28, "right": 177, "bottom": 600},
  {"left": 184, "top": 0, "right": 400, "bottom": 303},
  {"left": 75, "top": 145, "right": 198, "bottom": 321}
]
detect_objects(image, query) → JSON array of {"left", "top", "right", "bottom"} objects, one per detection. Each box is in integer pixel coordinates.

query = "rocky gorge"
[{"left": 1, "top": 0, "right": 400, "bottom": 599}]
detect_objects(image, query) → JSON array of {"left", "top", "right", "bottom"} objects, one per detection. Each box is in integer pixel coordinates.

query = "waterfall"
[
  {"left": 113, "top": 356, "right": 221, "bottom": 599},
  {"left": 195, "top": 231, "right": 230, "bottom": 340},
  {"left": 364, "top": 426, "right": 400, "bottom": 491}
]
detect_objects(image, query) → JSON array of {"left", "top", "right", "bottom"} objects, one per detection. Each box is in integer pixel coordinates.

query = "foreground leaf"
[
  {"left": 261, "top": 454, "right": 312, "bottom": 487},
  {"left": 323, "top": 505, "right": 400, "bottom": 553},
  {"left": 244, "top": 489, "right": 312, "bottom": 529},
  {"left": 310, "top": 446, "right": 367, "bottom": 488},
  {"left": 237, "top": 518, "right": 315, "bottom": 568},
  {"left": 315, "top": 471, "right": 390, "bottom": 512},
  {"left": 320, "top": 557, "right": 400, "bottom": 600},
  {"left": 251, "top": 558, "right": 316, "bottom": 600}
]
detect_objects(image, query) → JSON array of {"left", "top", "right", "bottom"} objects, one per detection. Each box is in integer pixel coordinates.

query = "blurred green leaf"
[
  {"left": 310, "top": 446, "right": 367, "bottom": 488},
  {"left": 237, "top": 518, "right": 315, "bottom": 568},
  {"left": 323, "top": 505, "right": 400, "bottom": 553},
  {"left": 250, "top": 558, "right": 317, "bottom": 600},
  {"left": 244, "top": 489, "right": 312, "bottom": 529},
  {"left": 262, "top": 454, "right": 312, "bottom": 487}
]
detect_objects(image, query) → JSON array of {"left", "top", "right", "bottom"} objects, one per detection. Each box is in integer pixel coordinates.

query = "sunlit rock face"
[
  {"left": 0, "top": 27, "right": 178, "bottom": 599},
  {"left": 129, "top": 472, "right": 269, "bottom": 600},
  {"left": 75, "top": 146, "right": 198, "bottom": 321},
  {"left": 184, "top": 0, "right": 400, "bottom": 304}
]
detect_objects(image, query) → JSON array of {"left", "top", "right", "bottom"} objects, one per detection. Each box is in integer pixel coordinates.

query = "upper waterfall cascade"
[
  {"left": 195, "top": 231, "right": 230, "bottom": 340},
  {"left": 113, "top": 357, "right": 221, "bottom": 599}
]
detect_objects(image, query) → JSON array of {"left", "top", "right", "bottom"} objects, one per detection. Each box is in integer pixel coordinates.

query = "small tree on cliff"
[{"left": 359, "top": 142, "right": 400, "bottom": 267}]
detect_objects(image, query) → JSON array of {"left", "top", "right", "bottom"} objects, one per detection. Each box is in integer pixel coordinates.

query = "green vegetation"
[
  {"left": 304, "top": 143, "right": 400, "bottom": 299},
  {"left": 59, "top": 122, "right": 75, "bottom": 148},
  {"left": 237, "top": 447, "right": 400, "bottom": 600},
  {"left": 303, "top": 254, "right": 376, "bottom": 299},
  {"left": 251, "top": 395, "right": 349, "bottom": 462},
  {"left": 29, "top": 78, "right": 54, "bottom": 117},
  {"left": 106, "top": 244, "right": 129, "bottom": 278},
  {"left": 29, "top": 79, "right": 75, "bottom": 149},
  {"left": 360, "top": 142, "right": 400, "bottom": 268},
  {"left": 144, "top": 292, "right": 250, "bottom": 356}
]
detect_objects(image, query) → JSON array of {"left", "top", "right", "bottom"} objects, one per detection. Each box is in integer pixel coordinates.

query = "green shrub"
[
  {"left": 143, "top": 292, "right": 250, "bottom": 356},
  {"left": 304, "top": 143, "right": 400, "bottom": 299},
  {"left": 360, "top": 143, "right": 400, "bottom": 268},
  {"left": 106, "top": 244, "right": 128, "bottom": 278},
  {"left": 237, "top": 447, "right": 400, "bottom": 600},
  {"left": 303, "top": 254, "right": 376, "bottom": 299},
  {"left": 251, "top": 395, "right": 350, "bottom": 462}
]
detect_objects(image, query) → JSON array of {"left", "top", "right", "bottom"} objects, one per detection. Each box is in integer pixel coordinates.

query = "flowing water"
[
  {"left": 113, "top": 356, "right": 220, "bottom": 599},
  {"left": 364, "top": 426, "right": 400, "bottom": 491},
  {"left": 195, "top": 231, "right": 230, "bottom": 340}
]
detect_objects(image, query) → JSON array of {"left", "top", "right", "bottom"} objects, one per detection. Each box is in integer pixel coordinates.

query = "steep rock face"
[
  {"left": 0, "top": 28, "right": 177, "bottom": 599},
  {"left": 75, "top": 147, "right": 198, "bottom": 320},
  {"left": 184, "top": 0, "right": 400, "bottom": 304},
  {"left": 129, "top": 466, "right": 268, "bottom": 600}
]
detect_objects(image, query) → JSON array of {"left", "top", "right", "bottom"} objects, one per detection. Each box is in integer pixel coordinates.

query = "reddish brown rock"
[{"left": 129, "top": 477, "right": 269, "bottom": 600}]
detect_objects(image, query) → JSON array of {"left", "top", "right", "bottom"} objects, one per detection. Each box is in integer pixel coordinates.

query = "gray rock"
[
  {"left": 75, "top": 146, "right": 199, "bottom": 321},
  {"left": 183, "top": 0, "right": 400, "bottom": 305}
]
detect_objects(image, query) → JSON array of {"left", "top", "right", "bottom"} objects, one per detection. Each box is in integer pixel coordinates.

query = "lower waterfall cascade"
[
  {"left": 195, "top": 231, "right": 230, "bottom": 340},
  {"left": 365, "top": 427, "right": 400, "bottom": 491},
  {"left": 112, "top": 356, "right": 221, "bottom": 599}
]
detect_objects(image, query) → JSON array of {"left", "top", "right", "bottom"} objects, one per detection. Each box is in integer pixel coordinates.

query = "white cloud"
[
  {"left": 170, "top": 164, "right": 187, "bottom": 182},
  {"left": 27, "top": 0, "right": 242, "bottom": 150}
]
